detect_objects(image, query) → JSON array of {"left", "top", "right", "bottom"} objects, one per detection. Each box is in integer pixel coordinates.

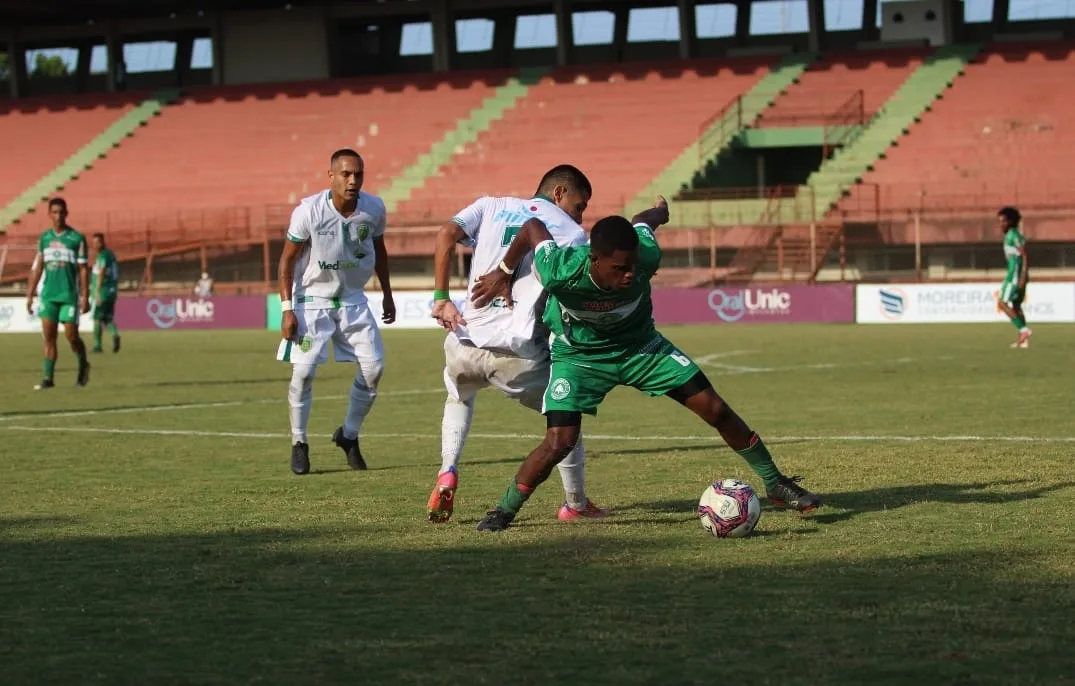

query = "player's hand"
[
  {"left": 79, "top": 296, "right": 90, "bottom": 315},
  {"left": 381, "top": 293, "right": 397, "bottom": 325},
  {"left": 471, "top": 270, "right": 512, "bottom": 309},
  {"left": 651, "top": 194, "right": 670, "bottom": 226},
  {"left": 432, "top": 299, "right": 466, "bottom": 331},
  {"left": 281, "top": 310, "right": 298, "bottom": 342},
  {"left": 25, "top": 296, "right": 34, "bottom": 315}
]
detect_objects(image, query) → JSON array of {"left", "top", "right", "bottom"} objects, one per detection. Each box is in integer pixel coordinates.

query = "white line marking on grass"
[
  {"left": 4, "top": 425, "right": 1075, "bottom": 444},
  {"left": 0, "top": 388, "right": 443, "bottom": 423}
]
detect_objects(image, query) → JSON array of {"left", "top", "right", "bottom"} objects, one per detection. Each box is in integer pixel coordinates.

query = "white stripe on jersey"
[
  {"left": 287, "top": 190, "right": 387, "bottom": 309},
  {"left": 450, "top": 196, "right": 586, "bottom": 358}
]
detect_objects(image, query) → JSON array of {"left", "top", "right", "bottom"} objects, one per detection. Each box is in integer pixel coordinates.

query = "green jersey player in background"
[
  {"left": 996, "top": 206, "right": 1031, "bottom": 348},
  {"left": 90, "top": 232, "right": 122, "bottom": 354},
  {"left": 26, "top": 197, "right": 91, "bottom": 390},
  {"left": 469, "top": 196, "right": 821, "bottom": 532}
]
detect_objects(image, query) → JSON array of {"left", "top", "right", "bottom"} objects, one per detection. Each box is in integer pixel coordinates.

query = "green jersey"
[
  {"left": 91, "top": 247, "right": 119, "bottom": 302},
  {"left": 37, "top": 227, "right": 88, "bottom": 304},
  {"left": 1003, "top": 228, "right": 1027, "bottom": 283},
  {"left": 534, "top": 222, "right": 662, "bottom": 359}
]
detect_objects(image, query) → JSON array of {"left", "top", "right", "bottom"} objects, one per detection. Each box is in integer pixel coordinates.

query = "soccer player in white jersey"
[
  {"left": 276, "top": 149, "right": 396, "bottom": 475},
  {"left": 426, "top": 165, "right": 605, "bottom": 523}
]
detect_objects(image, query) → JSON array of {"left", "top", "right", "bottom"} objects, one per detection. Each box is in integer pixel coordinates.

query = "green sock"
[
  {"left": 108, "top": 322, "right": 120, "bottom": 337},
  {"left": 735, "top": 435, "right": 782, "bottom": 490},
  {"left": 43, "top": 358, "right": 55, "bottom": 381},
  {"left": 496, "top": 482, "right": 534, "bottom": 514},
  {"left": 93, "top": 322, "right": 103, "bottom": 349},
  {"left": 1013, "top": 315, "right": 1026, "bottom": 329}
]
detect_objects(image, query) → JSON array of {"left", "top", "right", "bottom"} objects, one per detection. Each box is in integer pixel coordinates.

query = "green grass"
[{"left": 1, "top": 324, "right": 1073, "bottom": 685}]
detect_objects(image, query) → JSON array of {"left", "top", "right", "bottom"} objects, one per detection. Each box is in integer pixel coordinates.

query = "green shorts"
[
  {"left": 999, "top": 281, "right": 1025, "bottom": 308},
  {"left": 93, "top": 298, "right": 116, "bottom": 323},
  {"left": 39, "top": 300, "right": 79, "bottom": 324},
  {"left": 543, "top": 334, "right": 702, "bottom": 416}
]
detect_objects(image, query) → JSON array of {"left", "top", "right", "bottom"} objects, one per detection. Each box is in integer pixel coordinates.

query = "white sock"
[
  {"left": 288, "top": 363, "right": 316, "bottom": 444},
  {"left": 440, "top": 396, "right": 475, "bottom": 474},
  {"left": 343, "top": 358, "right": 383, "bottom": 440},
  {"left": 556, "top": 435, "right": 588, "bottom": 509}
]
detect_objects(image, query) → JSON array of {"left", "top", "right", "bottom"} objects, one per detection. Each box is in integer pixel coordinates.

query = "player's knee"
[
  {"left": 290, "top": 364, "right": 317, "bottom": 388},
  {"left": 544, "top": 426, "right": 580, "bottom": 460},
  {"left": 702, "top": 395, "right": 732, "bottom": 427},
  {"left": 357, "top": 358, "right": 384, "bottom": 392}
]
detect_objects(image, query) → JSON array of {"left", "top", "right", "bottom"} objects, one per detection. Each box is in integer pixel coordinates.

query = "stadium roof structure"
[{"left": 0, "top": 0, "right": 365, "bottom": 28}]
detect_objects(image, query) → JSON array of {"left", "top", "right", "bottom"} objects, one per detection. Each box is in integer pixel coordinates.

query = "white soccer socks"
[
  {"left": 556, "top": 436, "right": 588, "bottom": 510},
  {"left": 342, "top": 360, "right": 383, "bottom": 440},
  {"left": 440, "top": 396, "right": 475, "bottom": 474},
  {"left": 288, "top": 363, "right": 317, "bottom": 444}
]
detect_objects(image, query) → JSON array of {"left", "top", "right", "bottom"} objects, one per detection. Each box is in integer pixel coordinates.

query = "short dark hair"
[
  {"left": 998, "top": 206, "right": 1021, "bottom": 225},
  {"left": 92, "top": 232, "right": 105, "bottom": 241},
  {"left": 536, "top": 164, "right": 592, "bottom": 199},
  {"left": 330, "top": 148, "right": 362, "bottom": 167},
  {"left": 590, "top": 216, "right": 638, "bottom": 256},
  {"left": 48, "top": 197, "right": 67, "bottom": 210}
]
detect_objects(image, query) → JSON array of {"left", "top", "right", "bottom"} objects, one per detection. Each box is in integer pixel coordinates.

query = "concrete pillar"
[
  {"left": 7, "top": 32, "right": 23, "bottom": 98},
  {"left": 735, "top": 0, "right": 751, "bottom": 45},
  {"left": 553, "top": 0, "right": 572, "bottom": 66},
  {"left": 807, "top": 0, "right": 826, "bottom": 53},
  {"left": 678, "top": 0, "right": 696, "bottom": 60},
  {"left": 210, "top": 12, "right": 224, "bottom": 85},
  {"left": 431, "top": 0, "right": 453, "bottom": 72}
]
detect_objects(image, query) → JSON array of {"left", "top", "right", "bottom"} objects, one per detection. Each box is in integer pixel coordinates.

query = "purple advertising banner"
[
  {"left": 652, "top": 285, "right": 855, "bottom": 324},
  {"left": 115, "top": 296, "right": 266, "bottom": 331}
]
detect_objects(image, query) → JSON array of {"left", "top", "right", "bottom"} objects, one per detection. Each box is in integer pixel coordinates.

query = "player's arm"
[
  {"left": 278, "top": 207, "right": 310, "bottom": 341},
  {"left": 631, "top": 195, "right": 669, "bottom": 274},
  {"left": 92, "top": 255, "right": 104, "bottom": 304},
  {"left": 77, "top": 237, "right": 90, "bottom": 314},
  {"left": 1019, "top": 239, "right": 1029, "bottom": 288},
  {"left": 26, "top": 251, "right": 43, "bottom": 314},
  {"left": 373, "top": 235, "right": 395, "bottom": 324},
  {"left": 630, "top": 194, "right": 670, "bottom": 233},
  {"left": 432, "top": 220, "right": 468, "bottom": 330},
  {"left": 470, "top": 218, "right": 554, "bottom": 309}
]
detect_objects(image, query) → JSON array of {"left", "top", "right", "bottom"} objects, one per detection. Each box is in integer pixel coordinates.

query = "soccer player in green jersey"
[
  {"left": 997, "top": 206, "right": 1031, "bottom": 348},
  {"left": 90, "top": 232, "right": 121, "bottom": 354},
  {"left": 25, "top": 198, "right": 91, "bottom": 389},
  {"left": 470, "top": 196, "right": 821, "bottom": 531}
]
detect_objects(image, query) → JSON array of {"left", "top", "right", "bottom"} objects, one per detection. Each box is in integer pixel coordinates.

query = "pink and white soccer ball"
[{"left": 698, "top": 479, "right": 761, "bottom": 538}]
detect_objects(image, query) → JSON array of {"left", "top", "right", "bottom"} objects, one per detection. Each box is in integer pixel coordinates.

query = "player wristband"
[
  {"left": 433, "top": 289, "right": 450, "bottom": 301},
  {"left": 280, "top": 299, "right": 293, "bottom": 312},
  {"left": 498, "top": 260, "right": 515, "bottom": 275}
]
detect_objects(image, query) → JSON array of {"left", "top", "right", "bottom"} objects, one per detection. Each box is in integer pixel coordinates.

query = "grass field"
[{"left": 1, "top": 324, "right": 1073, "bottom": 685}]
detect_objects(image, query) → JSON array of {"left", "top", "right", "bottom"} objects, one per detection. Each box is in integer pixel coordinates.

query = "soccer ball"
[{"left": 698, "top": 479, "right": 761, "bottom": 539}]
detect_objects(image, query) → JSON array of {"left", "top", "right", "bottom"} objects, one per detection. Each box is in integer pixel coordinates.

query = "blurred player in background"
[
  {"left": 90, "top": 233, "right": 121, "bottom": 353},
  {"left": 277, "top": 149, "right": 396, "bottom": 475},
  {"left": 427, "top": 164, "right": 605, "bottom": 523},
  {"left": 996, "top": 206, "right": 1031, "bottom": 348},
  {"left": 25, "top": 197, "right": 91, "bottom": 390}
]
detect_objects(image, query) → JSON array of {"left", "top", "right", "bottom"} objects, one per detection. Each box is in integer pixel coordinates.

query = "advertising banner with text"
[
  {"left": 651, "top": 285, "right": 855, "bottom": 325},
  {"left": 856, "top": 282, "right": 1075, "bottom": 323},
  {"left": 115, "top": 296, "right": 266, "bottom": 330},
  {"left": 266, "top": 292, "right": 466, "bottom": 331}
]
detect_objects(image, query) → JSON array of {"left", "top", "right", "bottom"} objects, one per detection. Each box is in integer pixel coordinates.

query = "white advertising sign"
[
  {"left": 365, "top": 291, "right": 464, "bottom": 330},
  {"left": 0, "top": 297, "right": 95, "bottom": 333},
  {"left": 856, "top": 283, "right": 1075, "bottom": 324}
]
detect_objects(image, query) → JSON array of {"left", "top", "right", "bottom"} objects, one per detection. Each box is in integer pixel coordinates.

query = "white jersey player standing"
[
  {"left": 276, "top": 149, "right": 396, "bottom": 475},
  {"left": 426, "top": 165, "right": 606, "bottom": 523}
]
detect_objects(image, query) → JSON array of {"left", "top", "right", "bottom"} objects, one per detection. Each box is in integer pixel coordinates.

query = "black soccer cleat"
[
  {"left": 76, "top": 363, "right": 91, "bottom": 388},
  {"left": 476, "top": 507, "right": 516, "bottom": 532},
  {"left": 766, "top": 475, "right": 822, "bottom": 513},
  {"left": 291, "top": 442, "right": 310, "bottom": 475},
  {"left": 113, "top": 336, "right": 121, "bottom": 354},
  {"left": 332, "top": 426, "right": 367, "bottom": 470},
  {"left": 34, "top": 379, "right": 55, "bottom": 391}
]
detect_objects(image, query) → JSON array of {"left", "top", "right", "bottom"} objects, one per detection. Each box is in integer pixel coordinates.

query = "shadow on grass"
[{"left": 0, "top": 520, "right": 1070, "bottom": 685}]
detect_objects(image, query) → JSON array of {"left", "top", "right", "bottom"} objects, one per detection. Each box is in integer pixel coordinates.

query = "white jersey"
[
  {"left": 286, "top": 190, "right": 387, "bottom": 309},
  {"left": 451, "top": 195, "right": 587, "bottom": 358}
]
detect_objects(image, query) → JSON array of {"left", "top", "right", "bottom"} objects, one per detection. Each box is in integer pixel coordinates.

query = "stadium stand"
[
  {"left": 851, "top": 42, "right": 1075, "bottom": 214},
  {"left": 395, "top": 57, "right": 776, "bottom": 224}
]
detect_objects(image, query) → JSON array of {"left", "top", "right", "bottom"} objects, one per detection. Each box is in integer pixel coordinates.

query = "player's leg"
[
  {"left": 428, "top": 335, "right": 488, "bottom": 522},
  {"left": 999, "top": 282, "right": 1031, "bottom": 347},
  {"left": 495, "top": 352, "right": 605, "bottom": 520},
  {"left": 332, "top": 304, "right": 385, "bottom": 470},
  {"left": 278, "top": 308, "right": 331, "bottom": 475},
  {"left": 103, "top": 299, "right": 121, "bottom": 353},
  {"left": 36, "top": 302, "right": 60, "bottom": 390},
  {"left": 477, "top": 359, "right": 615, "bottom": 532},
  {"left": 60, "top": 305, "right": 90, "bottom": 387},
  {"left": 92, "top": 301, "right": 104, "bottom": 353},
  {"left": 625, "top": 336, "right": 821, "bottom": 512}
]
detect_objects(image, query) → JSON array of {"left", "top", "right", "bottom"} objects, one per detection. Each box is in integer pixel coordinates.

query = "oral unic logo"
[
  {"left": 707, "top": 288, "right": 793, "bottom": 322},
  {"left": 146, "top": 298, "right": 215, "bottom": 329}
]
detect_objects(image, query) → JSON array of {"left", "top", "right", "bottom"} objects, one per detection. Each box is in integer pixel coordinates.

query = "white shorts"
[
  {"left": 277, "top": 303, "right": 384, "bottom": 366},
  {"left": 443, "top": 333, "right": 549, "bottom": 411}
]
